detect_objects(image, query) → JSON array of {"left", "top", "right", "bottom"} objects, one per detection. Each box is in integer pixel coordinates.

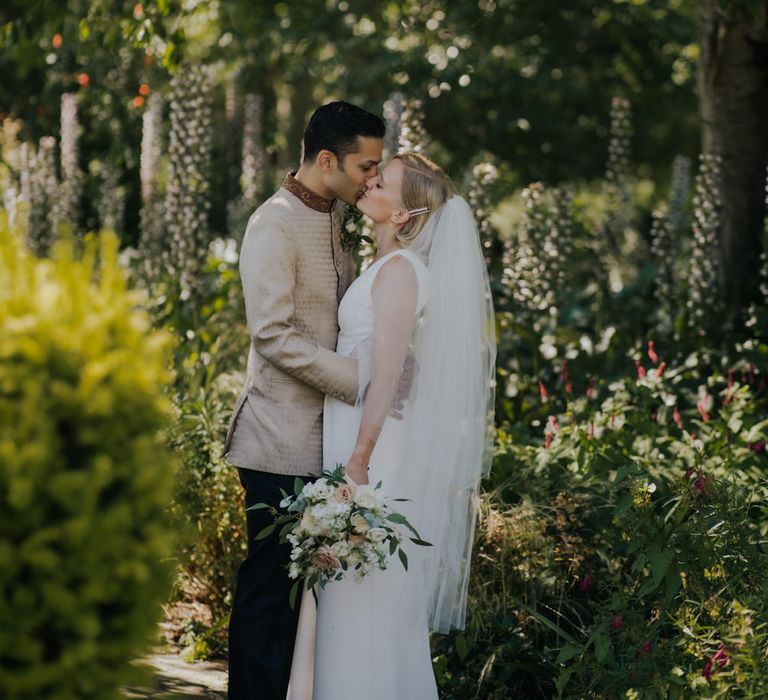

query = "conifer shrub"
[{"left": 0, "top": 216, "right": 177, "bottom": 699}]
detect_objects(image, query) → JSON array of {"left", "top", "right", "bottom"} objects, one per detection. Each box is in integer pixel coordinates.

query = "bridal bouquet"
[{"left": 250, "top": 464, "right": 430, "bottom": 607}]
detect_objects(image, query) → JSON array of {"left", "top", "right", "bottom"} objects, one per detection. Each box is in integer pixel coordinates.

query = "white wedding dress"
[{"left": 286, "top": 249, "right": 439, "bottom": 700}]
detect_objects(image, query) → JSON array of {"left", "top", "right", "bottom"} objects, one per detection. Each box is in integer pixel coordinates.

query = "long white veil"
[{"left": 394, "top": 195, "right": 496, "bottom": 633}]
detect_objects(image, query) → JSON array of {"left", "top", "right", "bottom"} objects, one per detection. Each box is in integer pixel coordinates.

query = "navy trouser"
[{"left": 228, "top": 468, "right": 309, "bottom": 700}]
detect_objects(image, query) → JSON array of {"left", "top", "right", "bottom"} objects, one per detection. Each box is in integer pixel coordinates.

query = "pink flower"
[
  {"left": 693, "top": 475, "right": 708, "bottom": 495},
  {"left": 635, "top": 360, "right": 646, "bottom": 379},
  {"left": 539, "top": 381, "right": 549, "bottom": 401},
  {"left": 703, "top": 645, "right": 729, "bottom": 681},
  {"left": 611, "top": 614, "right": 623, "bottom": 630},
  {"left": 648, "top": 340, "right": 658, "bottom": 364},
  {"left": 587, "top": 377, "right": 596, "bottom": 399},
  {"left": 749, "top": 440, "right": 766, "bottom": 452},
  {"left": 697, "top": 402, "right": 710, "bottom": 422},
  {"left": 312, "top": 545, "right": 341, "bottom": 570},
  {"left": 673, "top": 406, "right": 683, "bottom": 430},
  {"left": 545, "top": 432, "right": 552, "bottom": 449},
  {"left": 641, "top": 641, "right": 652, "bottom": 654},
  {"left": 565, "top": 383, "right": 573, "bottom": 396},
  {"left": 548, "top": 415, "right": 559, "bottom": 432},
  {"left": 579, "top": 574, "right": 594, "bottom": 592},
  {"left": 655, "top": 361, "right": 666, "bottom": 378},
  {"left": 588, "top": 422, "right": 594, "bottom": 440}
]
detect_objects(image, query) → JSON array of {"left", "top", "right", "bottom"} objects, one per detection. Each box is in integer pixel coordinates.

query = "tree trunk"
[{"left": 699, "top": 0, "right": 768, "bottom": 321}]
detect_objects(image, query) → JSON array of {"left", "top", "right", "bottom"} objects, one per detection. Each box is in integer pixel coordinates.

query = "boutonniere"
[{"left": 339, "top": 203, "right": 373, "bottom": 252}]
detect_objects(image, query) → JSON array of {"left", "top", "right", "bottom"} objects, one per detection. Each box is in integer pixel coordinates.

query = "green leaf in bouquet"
[
  {"left": 386, "top": 513, "right": 421, "bottom": 538},
  {"left": 246, "top": 502, "right": 271, "bottom": 512},
  {"left": 390, "top": 498, "right": 411, "bottom": 502},
  {"left": 409, "top": 537, "right": 433, "bottom": 547},
  {"left": 294, "top": 477, "right": 305, "bottom": 495},
  {"left": 375, "top": 480, "right": 383, "bottom": 490},
  {"left": 288, "top": 580, "right": 300, "bottom": 610},
  {"left": 278, "top": 520, "right": 295, "bottom": 541},
  {"left": 279, "top": 488, "right": 290, "bottom": 500},
  {"left": 398, "top": 548, "right": 409, "bottom": 571},
  {"left": 255, "top": 522, "right": 277, "bottom": 541},
  {"left": 389, "top": 537, "right": 398, "bottom": 555}
]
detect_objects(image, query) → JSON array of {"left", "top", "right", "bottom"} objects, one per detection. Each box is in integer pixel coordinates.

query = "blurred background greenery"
[{"left": 1, "top": 1, "right": 768, "bottom": 698}]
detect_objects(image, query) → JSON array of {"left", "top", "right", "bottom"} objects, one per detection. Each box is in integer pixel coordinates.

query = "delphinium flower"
[
  {"left": 24, "top": 137, "right": 59, "bottom": 256},
  {"left": 603, "top": 96, "right": 633, "bottom": 253},
  {"left": 55, "top": 93, "right": 84, "bottom": 234},
  {"left": 650, "top": 208, "right": 676, "bottom": 329},
  {"left": 383, "top": 91, "right": 405, "bottom": 158},
  {"left": 686, "top": 154, "right": 722, "bottom": 336},
  {"left": 97, "top": 163, "right": 125, "bottom": 234},
  {"left": 398, "top": 98, "right": 430, "bottom": 155},
  {"left": 163, "top": 64, "right": 213, "bottom": 293},
  {"left": 227, "top": 93, "right": 267, "bottom": 241},
  {"left": 138, "top": 92, "right": 165, "bottom": 285},
  {"left": 667, "top": 154, "right": 692, "bottom": 234},
  {"left": 503, "top": 183, "right": 558, "bottom": 333},
  {"left": 466, "top": 160, "right": 500, "bottom": 267}
]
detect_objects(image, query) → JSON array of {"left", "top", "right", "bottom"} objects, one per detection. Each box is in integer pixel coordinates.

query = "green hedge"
[{"left": 0, "top": 218, "right": 178, "bottom": 699}]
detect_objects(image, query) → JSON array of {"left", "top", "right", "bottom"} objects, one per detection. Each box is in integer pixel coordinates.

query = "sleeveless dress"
[{"left": 286, "top": 249, "right": 439, "bottom": 700}]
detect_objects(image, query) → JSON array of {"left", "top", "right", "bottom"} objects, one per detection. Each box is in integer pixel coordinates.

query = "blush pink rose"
[
  {"left": 312, "top": 545, "right": 341, "bottom": 570},
  {"left": 334, "top": 484, "right": 355, "bottom": 504}
]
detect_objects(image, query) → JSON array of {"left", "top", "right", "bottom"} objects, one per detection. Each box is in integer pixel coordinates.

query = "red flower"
[
  {"left": 579, "top": 574, "right": 594, "bottom": 592},
  {"left": 641, "top": 641, "right": 652, "bottom": 654},
  {"left": 539, "top": 381, "right": 549, "bottom": 401},
  {"left": 727, "top": 370, "right": 734, "bottom": 390},
  {"left": 693, "top": 475, "right": 708, "bottom": 494},
  {"left": 697, "top": 402, "right": 710, "bottom": 422},
  {"left": 703, "top": 645, "right": 729, "bottom": 681},
  {"left": 77, "top": 72, "right": 89, "bottom": 87},
  {"left": 673, "top": 406, "right": 683, "bottom": 430},
  {"left": 655, "top": 361, "right": 666, "bottom": 378},
  {"left": 611, "top": 614, "right": 623, "bottom": 630},
  {"left": 138, "top": 83, "right": 150, "bottom": 96},
  {"left": 133, "top": 3, "right": 144, "bottom": 18},
  {"left": 635, "top": 360, "right": 646, "bottom": 379},
  {"left": 749, "top": 440, "right": 766, "bottom": 452},
  {"left": 565, "top": 383, "right": 573, "bottom": 395},
  {"left": 648, "top": 340, "right": 658, "bottom": 364},
  {"left": 560, "top": 360, "right": 569, "bottom": 384},
  {"left": 133, "top": 95, "right": 145, "bottom": 108},
  {"left": 587, "top": 377, "right": 595, "bottom": 399},
  {"left": 52, "top": 33, "right": 63, "bottom": 49}
]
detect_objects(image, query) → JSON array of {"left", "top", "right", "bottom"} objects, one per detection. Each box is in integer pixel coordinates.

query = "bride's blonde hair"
[{"left": 394, "top": 153, "right": 456, "bottom": 245}]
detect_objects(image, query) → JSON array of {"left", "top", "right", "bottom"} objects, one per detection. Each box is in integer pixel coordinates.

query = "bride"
[{"left": 287, "top": 153, "right": 496, "bottom": 700}]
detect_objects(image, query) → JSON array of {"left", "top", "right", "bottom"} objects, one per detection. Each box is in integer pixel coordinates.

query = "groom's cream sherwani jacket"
[{"left": 223, "top": 173, "right": 358, "bottom": 476}]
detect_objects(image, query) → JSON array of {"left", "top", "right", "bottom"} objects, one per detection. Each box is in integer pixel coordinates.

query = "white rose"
[
  {"left": 367, "top": 527, "right": 388, "bottom": 543},
  {"left": 350, "top": 512, "right": 370, "bottom": 534},
  {"left": 330, "top": 541, "right": 351, "bottom": 558},
  {"left": 313, "top": 482, "right": 334, "bottom": 500},
  {"left": 354, "top": 487, "right": 382, "bottom": 511}
]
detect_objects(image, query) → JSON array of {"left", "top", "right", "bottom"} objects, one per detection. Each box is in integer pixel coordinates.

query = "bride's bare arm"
[{"left": 346, "top": 256, "right": 419, "bottom": 484}]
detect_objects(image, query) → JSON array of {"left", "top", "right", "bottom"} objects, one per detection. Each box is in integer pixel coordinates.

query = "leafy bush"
[
  {"left": 434, "top": 344, "right": 768, "bottom": 699},
  {"left": 0, "top": 217, "right": 178, "bottom": 699}
]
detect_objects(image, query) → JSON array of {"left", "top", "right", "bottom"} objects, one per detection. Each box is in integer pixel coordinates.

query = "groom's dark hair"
[{"left": 302, "top": 101, "right": 385, "bottom": 168}]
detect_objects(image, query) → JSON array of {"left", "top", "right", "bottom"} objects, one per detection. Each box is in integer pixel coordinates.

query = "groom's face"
[{"left": 327, "top": 136, "right": 383, "bottom": 205}]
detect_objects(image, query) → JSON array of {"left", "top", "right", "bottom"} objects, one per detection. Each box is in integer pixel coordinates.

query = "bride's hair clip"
[{"left": 407, "top": 206, "right": 430, "bottom": 217}]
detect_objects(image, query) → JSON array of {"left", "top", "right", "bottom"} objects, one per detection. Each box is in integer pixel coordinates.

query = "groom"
[{"left": 223, "top": 101, "right": 385, "bottom": 700}]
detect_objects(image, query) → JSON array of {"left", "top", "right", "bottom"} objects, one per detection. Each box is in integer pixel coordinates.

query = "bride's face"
[{"left": 356, "top": 158, "right": 405, "bottom": 224}]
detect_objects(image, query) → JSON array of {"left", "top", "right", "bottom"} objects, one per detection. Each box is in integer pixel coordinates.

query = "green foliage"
[
  {"left": 433, "top": 346, "right": 768, "bottom": 698},
  {"left": 0, "top": 215, "right": 178, "bottom": 699}
]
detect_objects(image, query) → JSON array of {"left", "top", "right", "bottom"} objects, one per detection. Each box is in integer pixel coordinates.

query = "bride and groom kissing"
[{"left": 223, "top": 100, "right": 496, "bottom": 700}]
